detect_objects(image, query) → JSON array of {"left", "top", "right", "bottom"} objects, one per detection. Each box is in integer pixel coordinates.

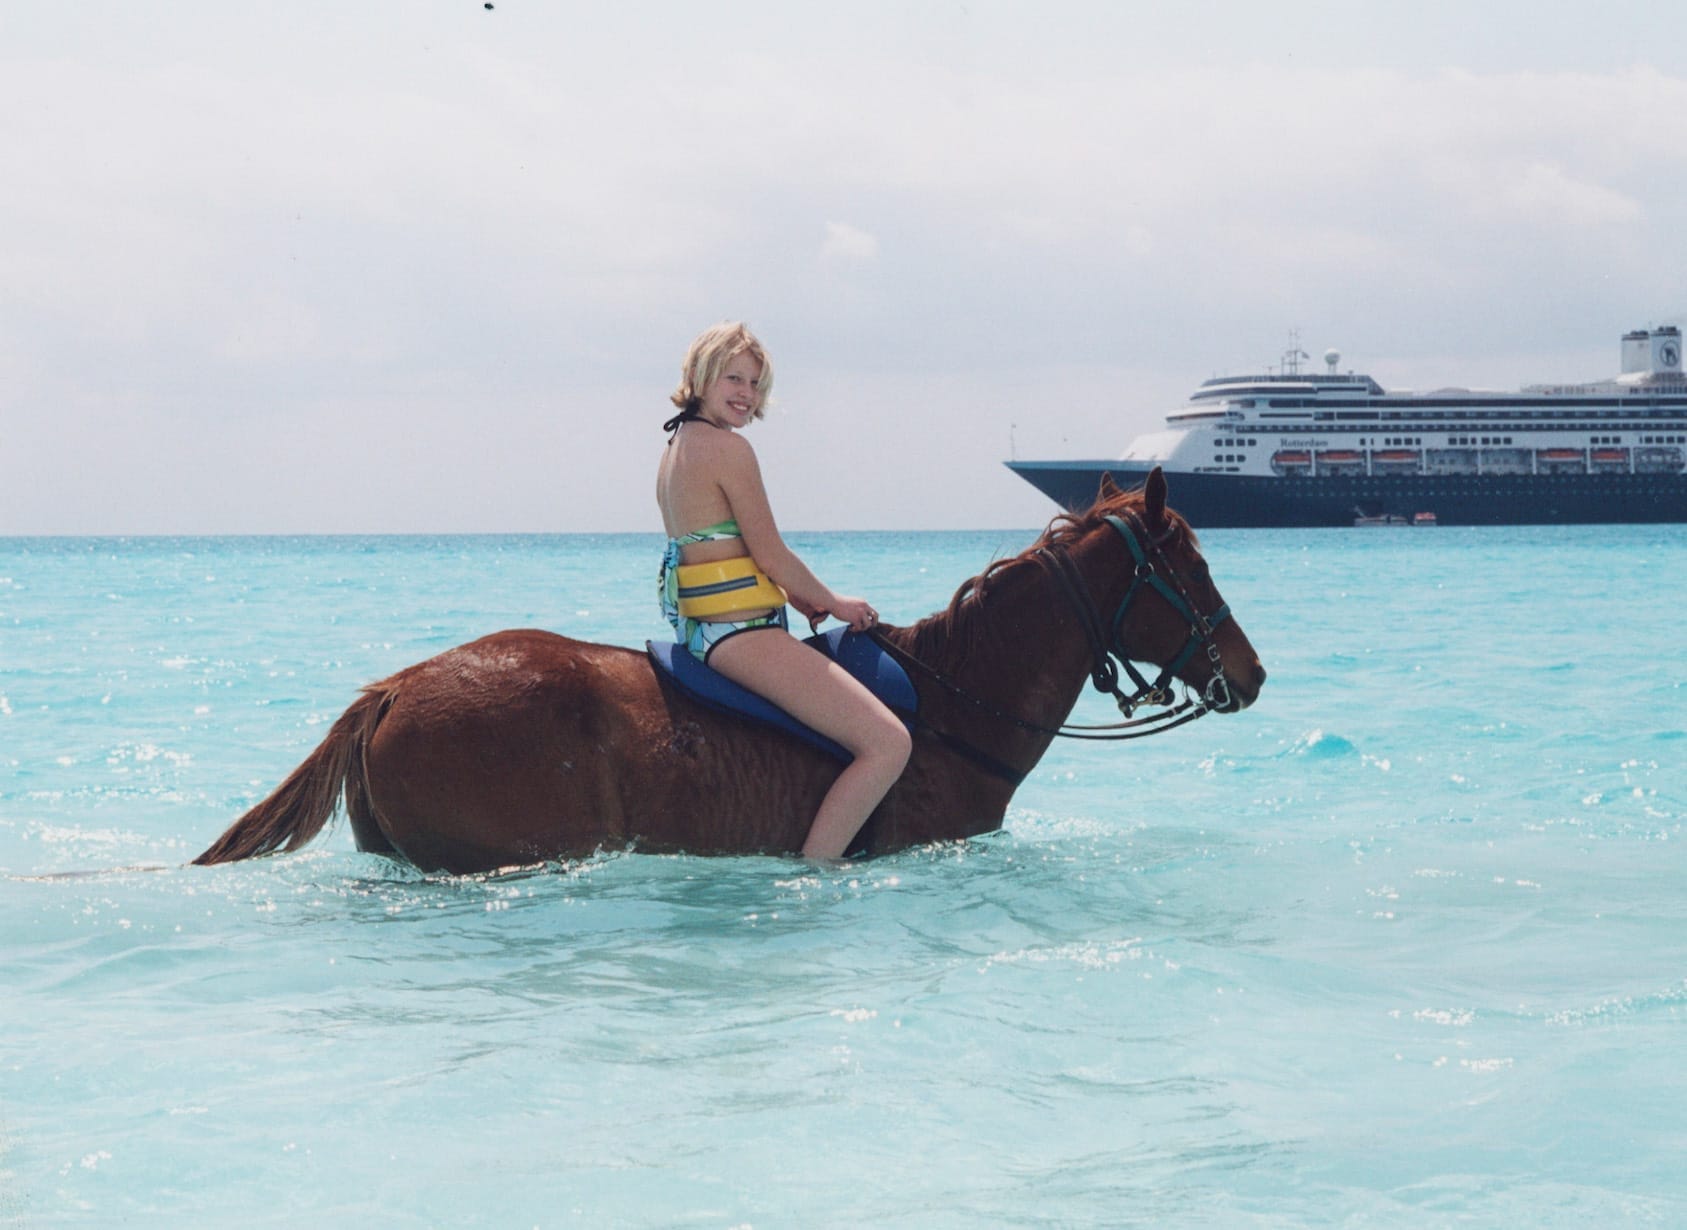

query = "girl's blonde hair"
[{"left": 670, "top": 322, "right": 773, "bottom": 420}]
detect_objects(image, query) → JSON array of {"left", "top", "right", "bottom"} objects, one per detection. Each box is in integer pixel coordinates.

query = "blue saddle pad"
[{"left": 646, "top": 626, "right": 918, "bottom": 762}]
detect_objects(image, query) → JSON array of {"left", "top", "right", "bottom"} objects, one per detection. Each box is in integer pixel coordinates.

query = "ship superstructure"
[{"left": 1006, "top": 327, "right": 1687, "bottom": 526}]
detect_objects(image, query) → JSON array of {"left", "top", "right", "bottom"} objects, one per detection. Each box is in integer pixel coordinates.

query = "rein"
[{"left": 868, "top": 511, "right": 1234, "bottom": 775}]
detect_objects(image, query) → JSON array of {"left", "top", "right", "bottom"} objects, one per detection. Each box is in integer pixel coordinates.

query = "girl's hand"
[{"left": 828, "top": 595, "right": 881, "bottom": 634}]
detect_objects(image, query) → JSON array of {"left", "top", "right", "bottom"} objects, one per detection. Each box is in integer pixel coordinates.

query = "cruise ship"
[{"left": 1005, "top": 326, "right": 1687, "bottom": 527}]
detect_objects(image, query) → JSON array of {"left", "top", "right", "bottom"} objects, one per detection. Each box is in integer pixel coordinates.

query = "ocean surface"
[{"left": 3, "top": 524, "right": 1685, "bottom": 1227}]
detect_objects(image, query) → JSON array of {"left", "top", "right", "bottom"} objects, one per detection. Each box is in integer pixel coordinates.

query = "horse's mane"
[{"left": 900, "top": 484, "right": 1197, "bottom": 666}]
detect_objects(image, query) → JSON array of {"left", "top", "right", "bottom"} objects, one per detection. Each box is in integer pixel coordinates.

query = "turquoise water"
[{"left": 3, "top": 525, "right": 1685, "bottom": 1227}]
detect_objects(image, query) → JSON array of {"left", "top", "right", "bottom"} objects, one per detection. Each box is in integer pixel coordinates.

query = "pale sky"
[{"left": 5, "top": 1, "right": 1685, "bottom": 533}]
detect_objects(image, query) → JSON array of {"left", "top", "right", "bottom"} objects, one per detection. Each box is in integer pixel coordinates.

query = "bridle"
[
  {"left": 1041, "top": 511, "right": 1235, "bottom": 724},
  {"left": 868, "top": 510, "right": 1235, "bottom": 780}
]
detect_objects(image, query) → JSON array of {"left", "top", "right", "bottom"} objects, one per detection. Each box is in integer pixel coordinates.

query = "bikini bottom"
[{"left": 672, "top": 605, "right": 789, "bottom": 665}]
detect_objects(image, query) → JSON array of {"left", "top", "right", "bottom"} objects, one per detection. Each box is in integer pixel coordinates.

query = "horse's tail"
[{"left": 191, "top": 683, "right": 395, "bottom": 865}]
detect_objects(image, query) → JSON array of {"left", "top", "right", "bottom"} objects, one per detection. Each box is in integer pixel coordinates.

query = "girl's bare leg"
[{"left": 707, "top": 631, "right": 912, "bottom": 859}]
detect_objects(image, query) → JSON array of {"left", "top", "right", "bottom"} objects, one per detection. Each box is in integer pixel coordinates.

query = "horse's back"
[
  {"left": 362, "top": 630, "right": 664, "bottom": 869},
  {"left": 379, "top": 628, "right": 644, "bottom": 702}
]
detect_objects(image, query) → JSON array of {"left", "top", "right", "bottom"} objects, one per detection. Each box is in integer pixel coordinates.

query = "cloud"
[
  {"left": 818, "top": 221, "right": 880, "bottom": 265},
  {"left": 1485, "top": 161, "right": 1644, "bottom": 228},
  {"left": 4, "top": 6, "right": 1687, "bottom": 531}
]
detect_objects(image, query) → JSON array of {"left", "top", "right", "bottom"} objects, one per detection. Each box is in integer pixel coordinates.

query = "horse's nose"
[{"left": 1228, "top": 660, "right": 1267, "bottom": 710}]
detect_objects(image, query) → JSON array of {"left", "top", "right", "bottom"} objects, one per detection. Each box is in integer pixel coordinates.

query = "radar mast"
[{"left": 1279, "top": 330, "right": 1310, "bottom": 377}]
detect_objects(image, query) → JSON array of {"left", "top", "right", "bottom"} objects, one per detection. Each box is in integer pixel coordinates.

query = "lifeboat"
[
  {"left": 1536, "top": 447, "right": 1588, "bottom": 474},
  {"left": 1371, "top": 449, "right": 1422, "bottom": 472},
  {"left": 1314, "top": 449, "right": 1367, "bottom": 476}
]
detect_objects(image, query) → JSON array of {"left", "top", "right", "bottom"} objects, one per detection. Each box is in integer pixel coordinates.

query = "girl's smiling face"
[{"left": 698, "top": 351, "right": 764, "bottom": 429}]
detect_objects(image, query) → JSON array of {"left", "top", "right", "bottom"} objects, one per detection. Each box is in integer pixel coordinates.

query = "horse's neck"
[
  {"left": 900, "top": 543, "right": 1104, "bottom": 747},
  {"left": 866, "top": 537, "right": 1115, "bottom": 848}
]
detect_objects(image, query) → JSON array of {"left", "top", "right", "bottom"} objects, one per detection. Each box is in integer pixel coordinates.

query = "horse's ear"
[
  {"left": 1097, "top": 472, "right": 1124, "bottom": 505},
  {"left": 1144, "top": 466, "right": 1168, "bottom": 526}
]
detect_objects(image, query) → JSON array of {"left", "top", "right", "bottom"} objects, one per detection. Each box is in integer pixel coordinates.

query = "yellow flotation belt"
[{"left": 675, "top": 556, "right": 788, "bottom": 617}]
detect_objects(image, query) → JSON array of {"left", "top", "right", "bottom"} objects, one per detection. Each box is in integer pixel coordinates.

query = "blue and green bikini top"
[{"left": 668, "top": 518, "right": 742, "bottom": 549}]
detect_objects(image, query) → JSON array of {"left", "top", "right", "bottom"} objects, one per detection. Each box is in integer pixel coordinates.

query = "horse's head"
[{"left": 1072, "top": 468, "right": 1265, "bottom": 715}]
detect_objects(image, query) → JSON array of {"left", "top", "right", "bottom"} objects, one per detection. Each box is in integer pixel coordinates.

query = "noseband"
[{"left": 1037, "top": 511, "right": 1235, "bottom": 723}]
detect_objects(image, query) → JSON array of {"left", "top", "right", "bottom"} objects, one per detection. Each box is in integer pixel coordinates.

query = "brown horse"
[{"left": 193, "top": 469, "right": 1265, "bottom": 873}]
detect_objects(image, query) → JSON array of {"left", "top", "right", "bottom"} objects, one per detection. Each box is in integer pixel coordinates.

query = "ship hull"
[{"left": 1006, "top": 461, "right": 1687, "bottom": 527}]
